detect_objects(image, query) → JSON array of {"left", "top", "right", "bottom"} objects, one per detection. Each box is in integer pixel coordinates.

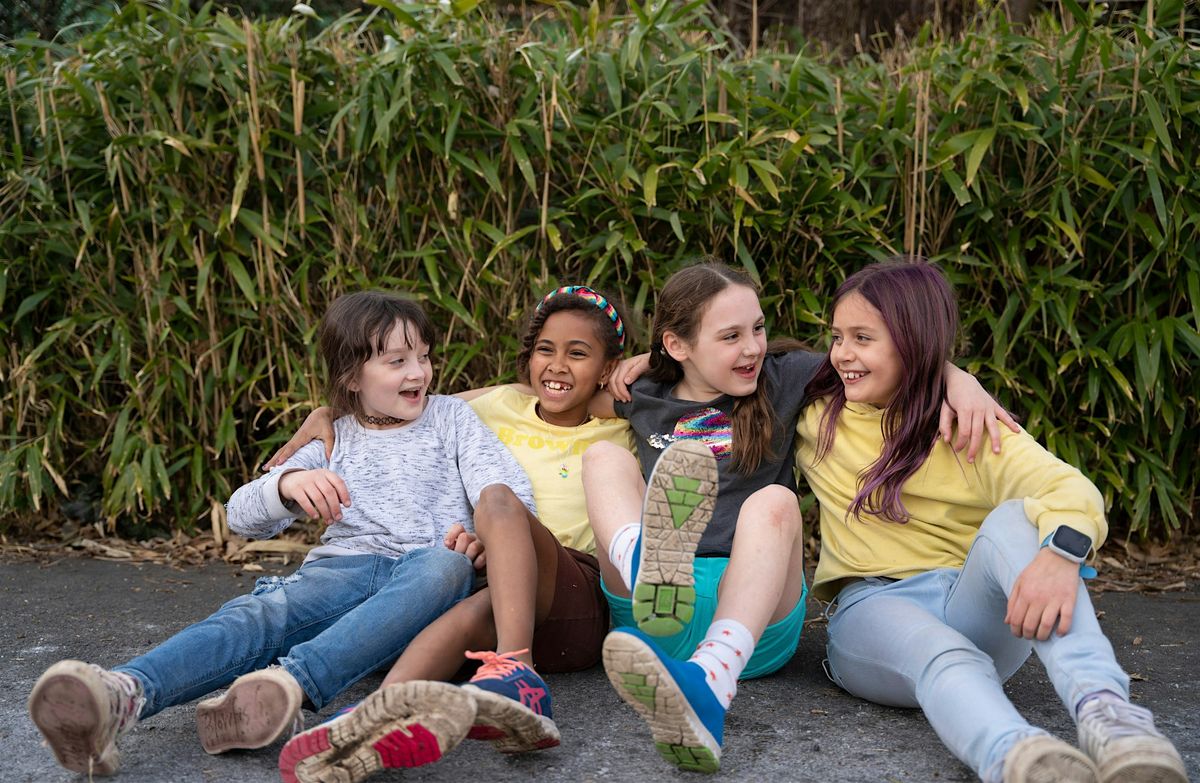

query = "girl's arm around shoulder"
[
  {"left": 262, "top": 406, "right": 340, "bottom": 469},
  {"left": 942, "top": 364, "right": 1020, "bottom": 463}
]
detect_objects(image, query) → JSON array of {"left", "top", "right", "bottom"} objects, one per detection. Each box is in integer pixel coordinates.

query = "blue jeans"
[
  {"left": 116, "top": 548, "right": 474, "bottom": 717},
  {"left": 824, "top": 500, "right": 1128, "bottom": 778}
]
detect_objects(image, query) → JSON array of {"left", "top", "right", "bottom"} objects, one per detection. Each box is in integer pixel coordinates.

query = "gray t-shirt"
[
  {"left": 614, "top": 350, "right": 823, "bottom": 556},
  {"left": 226, "top": 395, "right": 536, "bottom": 561}
]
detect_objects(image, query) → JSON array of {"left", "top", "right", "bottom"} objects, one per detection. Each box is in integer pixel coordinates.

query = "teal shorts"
[{"left": 601, "top": 556, "right": 807, "bottom": 679}]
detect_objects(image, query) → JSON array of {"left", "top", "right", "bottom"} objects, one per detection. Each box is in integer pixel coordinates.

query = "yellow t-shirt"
[
  {"left": 469, "top": 386, "right": 636, "bottom": 554},
  {"left": 796, "top": 398, "right": 1107, "bottom": 601}
]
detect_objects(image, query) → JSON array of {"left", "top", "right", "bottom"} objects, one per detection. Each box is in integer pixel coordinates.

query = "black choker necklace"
[{"left": 364, "top": 415, "right": 406, "bottom": 426}]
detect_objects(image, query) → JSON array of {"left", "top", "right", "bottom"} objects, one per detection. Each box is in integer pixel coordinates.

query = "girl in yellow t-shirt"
[
  {"left": 266, "top": 287, "right": 635, "bottom": 779},
  {"left": 797, "top": 258, "right": 1184, "bottom": 783}
]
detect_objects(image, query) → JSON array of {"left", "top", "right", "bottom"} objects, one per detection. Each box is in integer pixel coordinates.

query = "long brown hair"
[
  {"left": 648, "top": 260, "right": 775, "bottom": 475},
  {"left": 805, "top": 258, "right": 958, "bottom": 522},
  {"left": 319, "top": 291, "right": 437, "bottom": 422}
]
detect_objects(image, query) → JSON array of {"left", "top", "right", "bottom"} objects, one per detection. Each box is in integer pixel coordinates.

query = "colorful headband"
[{"left": 538, "top": 285, "right": 626, "bottom": 350}]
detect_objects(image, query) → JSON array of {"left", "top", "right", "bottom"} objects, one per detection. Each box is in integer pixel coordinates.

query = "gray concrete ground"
[{"left": 2, "top": 557, "right": 1197, "bottom": 782}]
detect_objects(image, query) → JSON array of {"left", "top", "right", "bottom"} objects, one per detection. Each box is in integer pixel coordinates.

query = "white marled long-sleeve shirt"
[{"left": 226, "top": 395, "right": 536, "bottom": 562}]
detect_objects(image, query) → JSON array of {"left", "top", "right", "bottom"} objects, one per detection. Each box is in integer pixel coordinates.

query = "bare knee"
[
  {"left": 583, "top": 441, "right": 636, "bottom": 474},
  {"left": 474, "top": 484, "right": 527, "bottom": 530},
  {"left": 739, "top": 485, "right": 803, "bottom": 535}
]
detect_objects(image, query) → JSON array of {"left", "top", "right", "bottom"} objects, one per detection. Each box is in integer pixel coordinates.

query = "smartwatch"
[{"left": 1042, "top": 525, "right": 1092, "bottom": 564}]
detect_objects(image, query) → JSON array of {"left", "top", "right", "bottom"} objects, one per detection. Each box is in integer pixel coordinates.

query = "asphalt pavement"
[{"left": 2, "top": 557, "right": 1197, "bottom": 782}]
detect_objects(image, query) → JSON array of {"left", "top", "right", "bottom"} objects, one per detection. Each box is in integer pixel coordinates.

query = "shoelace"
[
  {"left": 465, "top": 649, "right": 532, "bottom": 680},
  {"left": 1080, "top": 699, "right": 1158, "bottom": 741}
]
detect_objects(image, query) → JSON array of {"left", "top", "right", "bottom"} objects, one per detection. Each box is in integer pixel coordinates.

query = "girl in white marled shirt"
[{"left": 28, "top": 292, "right": 534, "bottom": 780}]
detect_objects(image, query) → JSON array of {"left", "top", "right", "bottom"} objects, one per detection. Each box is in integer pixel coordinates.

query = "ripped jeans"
[
  {"left": 824, "top": 501, "right": 1128, "bottom": 778},
  {"left": 116, "top": 547, "right": 474, "bottom": 717}
]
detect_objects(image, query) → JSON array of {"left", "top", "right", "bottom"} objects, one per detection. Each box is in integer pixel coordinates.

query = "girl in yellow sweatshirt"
[{"left": 796, "top": 258, "right": 1184, "bottom": 783}]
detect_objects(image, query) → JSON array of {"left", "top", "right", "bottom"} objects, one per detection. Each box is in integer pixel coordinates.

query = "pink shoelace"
[{"left": 465, "top": 649, "right": 532, "bottom": 680}]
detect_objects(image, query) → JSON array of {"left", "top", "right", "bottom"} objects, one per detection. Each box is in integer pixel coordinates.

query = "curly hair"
[{"left": 516, "top": 288, "right": 627, "bottom": 382}]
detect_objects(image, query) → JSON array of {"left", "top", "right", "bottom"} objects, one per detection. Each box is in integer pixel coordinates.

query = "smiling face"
[
  {"left": 666, "top": 284, "right": 766, "bottom": 402},
  {"left": 830, "top": 291, "right": 903, "bottom": 407},
  {"left": 529, "top": 310, "right": 617, "bottom": 427},
  {"left": 349, "top": 318, "right": 433, "bottom": 426}
]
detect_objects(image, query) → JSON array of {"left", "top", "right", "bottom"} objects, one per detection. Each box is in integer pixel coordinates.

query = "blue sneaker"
[
  {"left": 461, "top": 649, "right": 560, "bottom": 753},
  {"left": 632, "top": 440, "right": 718, "bottom": 637},
  {"left": 602, "top": 627, "right": 725, "bottom": 773},
  {"left": 278, "top": 681, "right": 475, "bottom": 783}
]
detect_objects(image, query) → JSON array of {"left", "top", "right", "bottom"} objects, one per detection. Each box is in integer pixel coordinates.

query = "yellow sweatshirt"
[{"left": 796, "top": 398, "right": 1107, "bottom": 601}]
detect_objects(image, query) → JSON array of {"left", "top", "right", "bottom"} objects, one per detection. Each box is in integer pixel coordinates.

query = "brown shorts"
[{"left": 530, "top": 544, "right": 609, "bottom": 673}]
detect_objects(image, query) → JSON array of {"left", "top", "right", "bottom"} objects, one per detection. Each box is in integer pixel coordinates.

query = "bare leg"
[
  {"left": 382, "top": 590, "right": 497, "bottom": 685},
  {"left": 714, "top": 485, "right": 806, "bottom": 638},
  {"left": 582, "top": 441, "right": 646, "bottom": 598},
  {"left": 384, "top": 484, "right": 560, "bottom": 679}
]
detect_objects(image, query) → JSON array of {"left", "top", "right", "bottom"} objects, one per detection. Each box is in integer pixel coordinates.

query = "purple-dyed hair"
[{"left": 805, "top": 257, "right": 958, "bottom": 523}]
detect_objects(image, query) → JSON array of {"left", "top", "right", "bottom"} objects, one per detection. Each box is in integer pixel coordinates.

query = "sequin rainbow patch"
[{"left": 671, "top": 407, "right": 732, "bottom": 460}]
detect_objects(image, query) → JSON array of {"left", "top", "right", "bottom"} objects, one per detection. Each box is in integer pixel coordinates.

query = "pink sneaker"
[{"left": 462, "top": 649, "right": 560, "bottom": 753}]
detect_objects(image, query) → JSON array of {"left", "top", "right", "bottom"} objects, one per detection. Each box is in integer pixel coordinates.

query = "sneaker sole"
[
  {"left": 633, "top": 440, "right": 718, "bottom": 637},
  {"left": 462, "top": 685, "right": 561, "bottom": 753},
  {"left": 1004, "top": 735, "right": 1098, "bottom": 783},
  {"left": 602, "top": 631, "right": 721, "bottom": 773},
  {"left": 278, "top": 681, "right": 476, "bottom": 783},
  {"left": 28, "top": 660, "right": 120, "bottom": 775},
  {"left": 1096, "top": 739, "right": 1187, "bottom": 783},
  {"left": 196, "top": 669, "right": 303, "bottom": 754}
]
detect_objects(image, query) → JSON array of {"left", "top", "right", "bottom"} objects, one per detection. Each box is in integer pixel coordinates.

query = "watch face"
[{"left": 1052, "top": 526, "right": 1092, "bottom": 558}]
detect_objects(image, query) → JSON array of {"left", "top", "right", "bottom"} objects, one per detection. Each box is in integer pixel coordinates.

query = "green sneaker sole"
[
  {"left": 633, "top": 440, "right": 718, "bottom": 637},
  {"left": 602, "top": 631, "right": 722, "bottom": 774}
]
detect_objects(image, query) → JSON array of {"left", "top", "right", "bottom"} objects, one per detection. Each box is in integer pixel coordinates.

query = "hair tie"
[{"left": 537, "top": 285, "right": 626, "bottom": 350}]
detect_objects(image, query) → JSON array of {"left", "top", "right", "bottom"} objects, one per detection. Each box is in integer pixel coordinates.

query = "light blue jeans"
[
  {"left": 824, "top": 500, "right": 1129, "bottom": 778},
  {"left": 116, "top": 547, "right": 474, "bottom": 717}
]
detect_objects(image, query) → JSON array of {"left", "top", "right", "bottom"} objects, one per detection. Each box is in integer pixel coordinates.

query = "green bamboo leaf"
[
  {"left": 222, "top": 252, "right": 259, "bottom": 305},
  {"left": 1145, "top": 167, "right": 1167, "bottom": 230},
  {"left": 236, "top": 210, "right": 286, "bottom": 257},
  {"left": 643, "top": 164, "right": 659, "bottom": 208},
  {"left": 485, "top": 224, "right": 540, "bottom": 265},
  {"left": 1141, "top": 93, "right": 1175, "bottom": 165},
  {"left": 430, "top": 51, "right": 464, "bottom": 87},
  {"left": 1188, "top": 271, "right": 1200, "bottom": 331},
  {"left": 364, "top": 0, "right": 423, "bottom": 30},
  {"left": 1079, "top": 165, "right": 1115, "bottom": 191},
  {"left": 965, "top": 127, "right": 996, "bottom": 187},
  {"left": 597, "top": 53, "right": 622, "bottom": 111},
  {"left": 746, "top": 159, "right": 781, "bottom": 202},
  {"left": 942, "top": 168, "right": 971, "bottom": 205},
  {"left": 669, "top": 212, "right": 685, "bottom": 243},
  {"left": 508, "top": 138, "right": 538, "bottom": 193},
  {"left": 13, "top": 290, "right": 51, "bottom": 326},
  {"left": 693, "top": 112, "right": 739, "bottom": 125}
]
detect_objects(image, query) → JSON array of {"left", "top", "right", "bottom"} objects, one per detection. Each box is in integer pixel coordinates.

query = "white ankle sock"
[
  {"left": 607, "top": 522, "right": 640, "bottom": 591},
  {"left": 688, "top": 619, "right": 755, "bottom": 709}
]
